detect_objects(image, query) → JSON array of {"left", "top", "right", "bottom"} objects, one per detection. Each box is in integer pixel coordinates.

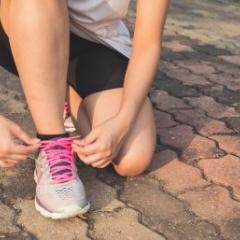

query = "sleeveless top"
[{"left": 68, "top": 0, "right": 132, "bottom": 58}]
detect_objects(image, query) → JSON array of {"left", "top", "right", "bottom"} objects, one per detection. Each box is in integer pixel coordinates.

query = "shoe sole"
[
  {"left": 64, "top": 117, "right": 76, "bottom": 133},
  {"left": 35, "top": 197, "right": 90, "bottom": 220}
]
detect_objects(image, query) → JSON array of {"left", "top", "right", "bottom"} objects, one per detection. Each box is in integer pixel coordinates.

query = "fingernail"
[{"left": 33, "top": 138, "right": 40, "bottom": 143}]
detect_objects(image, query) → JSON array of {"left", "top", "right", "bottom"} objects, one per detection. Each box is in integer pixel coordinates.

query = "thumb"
[{"left": 10, "top": 122, "right": 40, "bottom": 145}]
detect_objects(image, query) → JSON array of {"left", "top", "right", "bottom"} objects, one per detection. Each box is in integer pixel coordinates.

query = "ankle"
[{"left": 37, "top": 132, "right": 69, "bottom": 141}]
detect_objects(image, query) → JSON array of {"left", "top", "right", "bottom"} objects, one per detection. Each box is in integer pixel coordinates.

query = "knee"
[{"left": 113, "top": 156, "right": 152, "bottom": 177}]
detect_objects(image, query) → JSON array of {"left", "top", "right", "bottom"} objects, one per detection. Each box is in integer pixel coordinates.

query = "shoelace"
[{"left": 40, "top": 137, "right": 75, "bottom": 184}]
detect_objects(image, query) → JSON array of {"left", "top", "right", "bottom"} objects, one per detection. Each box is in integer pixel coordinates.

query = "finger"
[
  {"left": 10, "top": 143, "right": 40, "bottom": 155},
  {"left": 72, "top": 142, "right": 100, "bottom": 156},
  {"left": 77, "top": 152, "right": 104, "bottom": 165},
  {"left": 73, "top": 131, "right": 97, "bottom": 146},
  {"left": 0, "top": 160, "right": 16, "bottom": 168},
  {"left": 10, "top": 123, "right": 40, "bottom": 145},
  {"left": 81, "top": 153, "right": 107, "bottom": 165},
  {"left": 3, "top": 159, "right": 18, "bottom": 164},
  {"left": 69, "top": 135, "right": 82, "bottom": 141},
  {"left": 91, "top": 159, "right": 111, "bottom": 168},
  {"left": 9, "top": 154, "right": 28, "bottom": 161}
]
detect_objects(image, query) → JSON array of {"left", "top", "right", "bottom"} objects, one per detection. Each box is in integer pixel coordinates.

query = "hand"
[
  {"left": 72, "top": 116, "right": 129, "bottom": 168},
  {"left": 0, "top": 116, "right": 40, "bottom": 168}
]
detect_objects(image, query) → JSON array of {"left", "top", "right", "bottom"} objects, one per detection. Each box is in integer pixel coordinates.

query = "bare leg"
[
  {"left": 1, "top": 0, "right": 69, "bottom": 134},
  {"left": 67, "top": 84, "right": 91, "bottom": 137},
  {"left": 81, "top": 89, "right": 156, "bottom": 177}
]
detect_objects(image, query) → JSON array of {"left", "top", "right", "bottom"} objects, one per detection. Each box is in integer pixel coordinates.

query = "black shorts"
[{"left": 0, "top": 22, "right": 129, "bottom": 99}]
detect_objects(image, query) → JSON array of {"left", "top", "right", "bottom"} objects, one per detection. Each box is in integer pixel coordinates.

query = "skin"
[
  {"left": 0, "top": 0, "right": 69, "bottom": 134},
  {"left": 0, "top": 116, "right": 40, "bottom": 168},
  {"left": 0, "top": 0, "right": 170, "bottom": 176},
  {"left": 0, "top": 0, "right": 69, "bottom": 167},
  {"left": 71, "top": 0, "right": 170, "bottom": 176}
]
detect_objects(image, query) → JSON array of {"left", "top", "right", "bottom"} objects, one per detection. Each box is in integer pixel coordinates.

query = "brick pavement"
[{"left": 0, "top": 0, "right": 240, "bottom": 239}]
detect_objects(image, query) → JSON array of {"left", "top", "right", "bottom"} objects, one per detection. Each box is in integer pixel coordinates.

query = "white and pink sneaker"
[{"left": 34, "top": 137, "right": 90, "bottom": 219}]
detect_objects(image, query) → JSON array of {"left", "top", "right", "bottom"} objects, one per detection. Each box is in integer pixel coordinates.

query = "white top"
[{"left": 68, "top": 0, "right": 132, "bottom": 58}]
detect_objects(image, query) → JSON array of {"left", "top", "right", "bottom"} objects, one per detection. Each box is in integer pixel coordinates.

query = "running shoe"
[
  {"left": 63, "top": 101, "right": 76, "bottom": 133},
  {"left": 34, "top": 137, "right": 90, "bottom": 219}
]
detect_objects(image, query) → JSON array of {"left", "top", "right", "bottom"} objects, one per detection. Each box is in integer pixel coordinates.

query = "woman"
[{"left": 0, "top": 0, "right": 169, "bottom": 219}]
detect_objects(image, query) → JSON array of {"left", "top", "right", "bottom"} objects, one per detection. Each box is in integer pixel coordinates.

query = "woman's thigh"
[
  {"left": 80, "top": 88, "right": 157, "bottom": 177},
  {"left": 68, "top": 33, "right": 156, "bottom": 176}
]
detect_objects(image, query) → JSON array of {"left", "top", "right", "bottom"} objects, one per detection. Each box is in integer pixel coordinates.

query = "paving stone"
[
  {"left": 179, "top": 186, "right": 240, "bottom": 226},
  {"left": 150, "top": 89, "right": 191, "bottom": 111},
  {"left": 171, "top": 108, "right": 208, "bottom": 127},
  {"left": 158, "top": 125, "right": 219, "bottom": 163},
  {"left": 201, "top": 85, "right": 240, "bottom": 111},
  {"left": 154, "top": 110, "right": 178, "bottom": 130},
  {"left": 199, "top": 155, "right": 240, "bottom": 200},
  {"left": 174, "top": 60, "right": 216, "bottom": 75},
  {"left": 192, "top": 44, "right": 232, "bottom": 57},
  {"left": 162, "top": 40, "right": 194, "bottom": 52},
  {"left": 219, "top": 55, "right": 240, "bottom": 65},
  {"left": 161, "top": 49, "right": 187, "bottom": 62},
  {"left": 79, "top": 167, "right": 118, "bottom": 210},
  {"left": 222, "top": 117, "right": 240, "bottom": 132},
  {"left": 99, "top": 199, "right": 125, "bottom": 213},
  {"left": 0, "top": 67, "right": 22, "bottom": 94},
  {"left": 181, "top": 137, "right": 222, "bottom": 163},
  {"left": 0, "top": 201, "right": 19, "bottom": 234},
  {"left": 97, "top": 166, "right": 126, "bottom": 192},
  {"left": 6, "top": 113, "right": 36, "bottom": 137},
  {"left": 184, "top": 96, "right": 240, "bottom": 119},
  {"left": 163, "top": 63, "right": 211, "bottom": 86},
  {"left": 148, "top": 149, "right": 209, "bottom": 193},
  {"left": 198, "top": 120, "right": 234, "bottom": 137},
  {"left": 207, "top": 73, "right": 240, "bottom": 91},
  {"left": 0, "top": 160, "right": 36, "bottom": 203},
  {"left": 171, "top": 108, "right": 233, "bottom": 136},
  {"left": 153, "top": 76, "right": 201, "bottom": 98},
  {"left": 210, "top": 135, "right": 240, "bottom": 157},
  {"left": 213, "top": 63, "right": 240, "bottom": 76},
  {"left": 221, "top": 218, "right": 240, "bottom": 240},
  {"left": 155, "top": 144, "right": 167, "bottom": 153},
  {"left": 0, "top": 93, "right": 27, "bottom": 115},
  {"left": 0, "top": 232, "right": 34, "bottom": 240},
  {"left": 158, "top": 125, "right": 194, "bottom": 149},
  {"left": 120, "top": 177, "right": 219, "bottom": 240},
  {"left": 15, "top": 199, "right": 90, "bottom": 240},
  {"left": 90, "top": 208, "right": 164, "bottom": 240},
  {"left": 183, "top": 49, "right": 210, "bottom": 62}
]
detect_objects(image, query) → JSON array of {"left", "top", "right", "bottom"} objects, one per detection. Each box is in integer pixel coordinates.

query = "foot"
[{"left": 34, "top": 137, "right": 90, "bottom": 219}]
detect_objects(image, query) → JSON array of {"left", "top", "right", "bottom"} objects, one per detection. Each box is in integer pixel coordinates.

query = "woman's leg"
[
  {"left": 66, "top": 58, "right": 92, "bottom": 136},
  {"left": 79, "top": 89, "right": 156, "bottom": 177},
  {"left": 0, "top": 0, "right": 69, "bottom": 134},
  {"left": 67, "top": 84, "right": 92, "bottom": 137}
]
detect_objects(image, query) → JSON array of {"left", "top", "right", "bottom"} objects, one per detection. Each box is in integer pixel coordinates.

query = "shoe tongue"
[{"left": 50, "top": 140, "right": 72, "bottom": 177}]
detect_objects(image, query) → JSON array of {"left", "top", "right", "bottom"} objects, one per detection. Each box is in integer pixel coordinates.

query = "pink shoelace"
[{"left": 40, "top": 137, "right": 75, "bottom": 184}]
